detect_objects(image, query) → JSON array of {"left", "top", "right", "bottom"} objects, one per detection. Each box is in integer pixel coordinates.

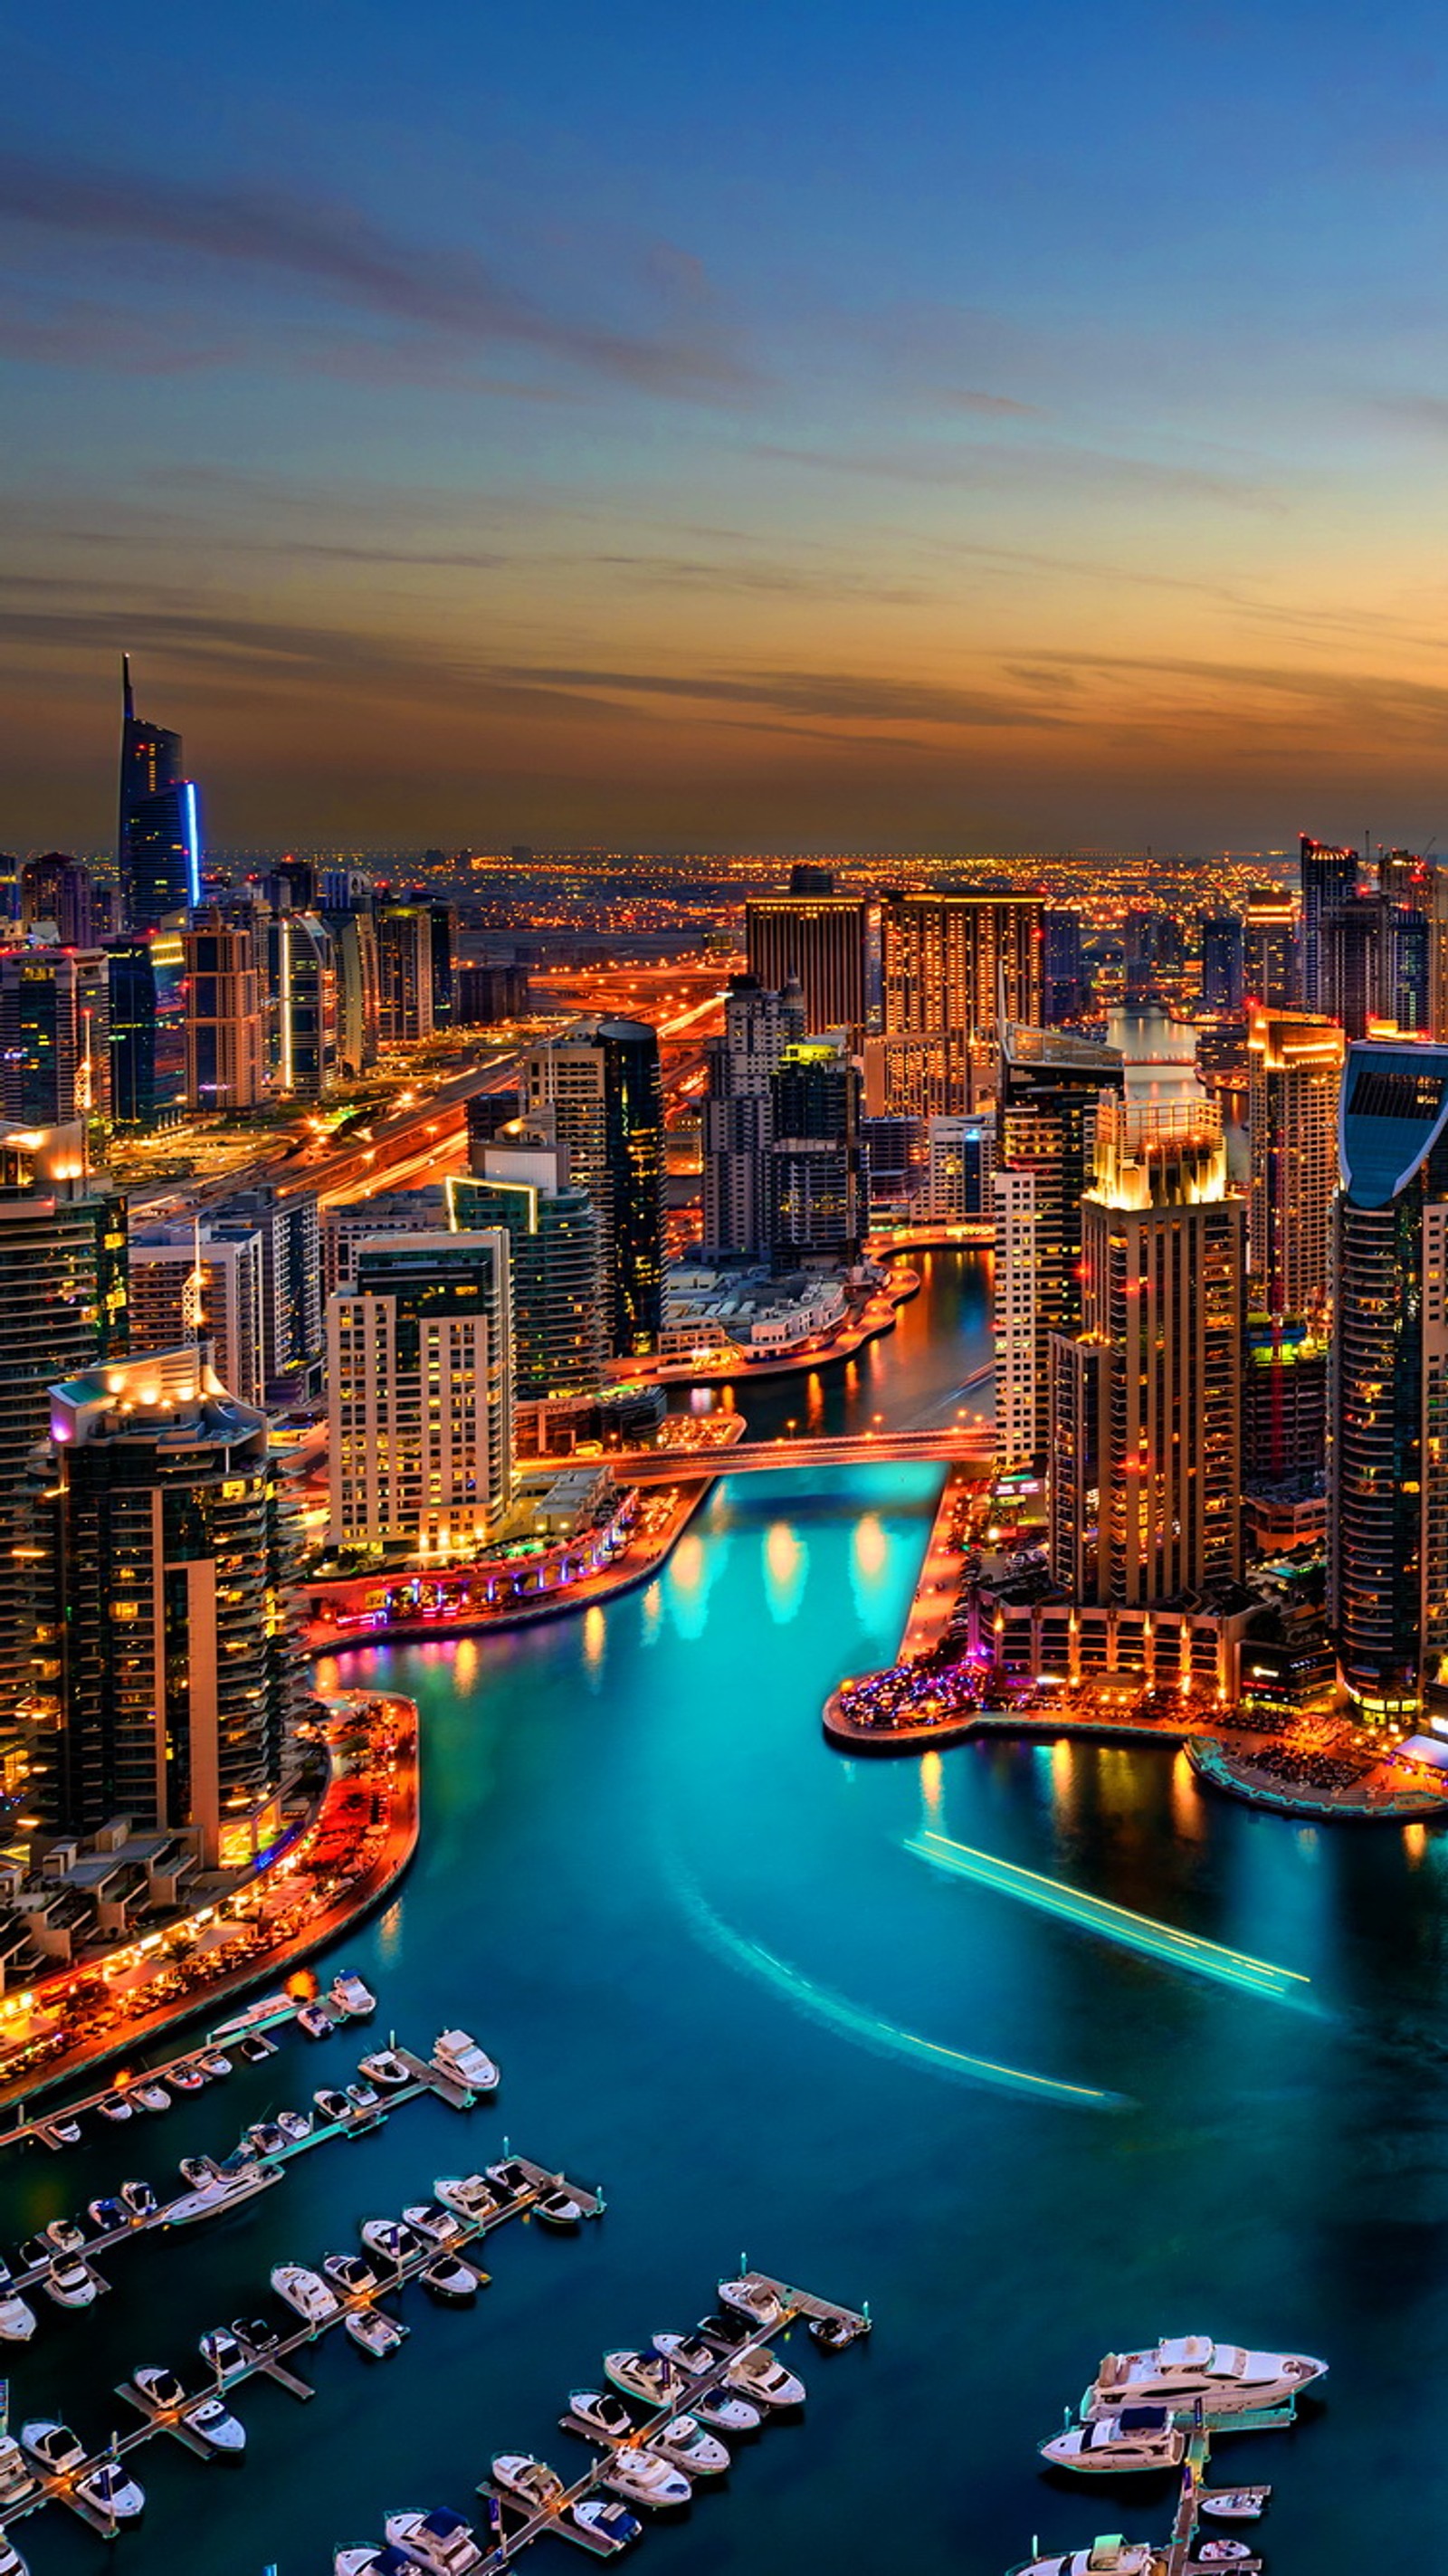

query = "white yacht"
[
  {"left": 326, "top": 2252, "right": 382, "bottom": 2296},
  {"left": 199, "top": 2327, "right": 247, "bottom": 2380},
  {"left": 652, "top": 2331, "right": 717, "bottom": 2380},
  {"left": 315, "top": 2088, "right": 354, "bottom": 2125},
  {"left": 164, "top": 2163, "right": 280, "bottom": 2229},
  {"left": 20, "top": 2421, "right": 86, "bottom": 2473},
  {"left": 646, "top": 2416, "right": 729, "bottom": 2476},
  {"left": 43, "top": 2256, "right": 97, "bottom": 2310},
  {"left": 434, "top": 2175, "right": 500, "bottom": 2222},
  {"left": 432, "top": 2030, "right": 500, "bottom": 2094},
  {"left": 1042, "top": 2410, "right": 1186, "bottom": 2476},
  {"left": 1008, "top": 2542, "right": 1161, "bottom": 2576},
  {"left": 0, "top": 2293, "right": 36, "bottom": 2344},
  {"left": 134, "top": 2365, "right": 188, "bottom": 2410},
  {"left": 605, "top": 2349, "right": 679, "bottom": 2406},
  {"left": 535, "top": 2187, "right": 583, "bottom": 2229},
  {"left": 0, "top": 2435, "right": 35, "bottom": 2503},
  {"left": 195, "top": 2050, "right": 233, "bottom": 2080},
  {"left": 362, "top": 2218, "right": 427, "bottom": 2268},
  {"left": 297, "top": 2001, "right": 334, "bottom": 2040},
  {"left": 569, "top": 2499, "right": 642, "bottom": 2552},
  {"left": 693, "top": 2387, "right": 761, "bottom": 2435},
  {"left": 402, "top": 2201, "right": 461, "bottom": 2246},
  {"left": 1086, "top": 2337, "right": 1326, "bottom": 2419},
  {"left": 183, "top": 2397, "right": 246, "bottom": 2456},
  {"left": 347, "top": 2309, "right": 408, "bottom": 2360},
  {"left": 276, "top": 2111, "right": 313, "bottom": 2143},
  {"left": 491, "top": 2455, "right": 564, "bottom": 2509},
  {"left": 43, "top": 2218, "right": 84, "bottom": 2255},
  {"left": 1194, "top": 2547, "right": 1254, "bottom": 2565},
  {"left": 97, "top": 2094, "right": 133, "bottom": 2123},
  {"left": 120, "top": 2180, "right": 157, "bottom": 2220},
  {"left": 723, "top": 2346, "right": 805, "bottom": 2409},
  {"left": 568, "top": 2390, "right": 634, "bottom": 2441},
  {"left": 717, "top": 2276, "right": 785, "bottom": 2327},
  {"left": 0, "top": 2537, "right": 26, "bottom": 2576},
  {"left": 271, "top": 2264, "right": 340, "bottom": 2326},
  {"left": 1199, "top": 2492, "right": 1268, "bottom": 2523},
  {"left": 331, "top": 1971, "right": 377, "bottom": 2020},
  {"left": 421, "top": 2255, "right": 481, "bottom": 2303},
  {"left": 384, "top": 2505, "right": 485, "bottom": 2571},
  {"left": 600, "top": 2451, "right": 691, "bottom": 2511},
  {"left": 131, "top": 2083, "right": 171, "bottom": 2114},
  {"left": 77, "top": 2459, "right": 145, "bottom": 2523},
  {"left": 358, "top": 2049, "right": 412, "bottom": 2090}
]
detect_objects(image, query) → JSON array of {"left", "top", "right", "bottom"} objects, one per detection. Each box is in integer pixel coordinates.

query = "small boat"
[
  {"left": 723, "top": 2346, "right": 805, "bottom": 2409},
  {"left": 383, "top": 2506, "right": 485, "bottom": 2572},
  {"left": 88, "top": 2195, "right": 129, "bottom": 2235},
  {"left": 233, "top": 2314, "right": 279, "bottom": 2354},
  {"left": 43, "top": 2257, "right": 97, "bottom": 2310},
  {"left": 0, "top": 2436, "right": 36, "bottom": 2503},
  {"left": 271, "top": 2264, "right": 340, "bottom": 2326},
  {"left": 403, "top": 2201, "right": 461, "bottom": 2246},
  {"left": 605, "top": 2349, "right": 680, "bottom": 2407},
  {"left": 179, "top": 2157, "right": 216, "bottom": 2190},
  {"left": 347, "top": 2309, "right": 408, "bottom": 2361},
  {"left": 491, "top": 2455, "right": 565, "bottom": 2510},
  {"left": 334, "top": 2552, "right": 395, "bottom": 2576},
  {"left": 45, "top": 2118, "right": 81, "bottom": 2147},
  {"left": 248, "top": 2123, "right": 288, "bottom": 2159},
  {"left": 362, "top": 2218, "right": 428, "bottom": 2268},
  {"left": 131, "top": 2083, "right": 172, "bottom": 2113},
  {"left": 569, "top": 2499, "right": 642, "bottom": 2552},
  {"left": 331, "top": 1971, "right": 377, "bottom": 2020},
  {"left": 19, "top": 2420, "right": 85, "bottom": 2473},
  {"left": 1007, "top": 2542, "right": 1160, "bottom": 2576},
  {"left": 182, "top": 2396, "right": 246, "bottom": 2456},
  {"left": 169, "top": 2065, "right": 206, "bottom": 2094},
  {"left": 120, "top": 2180, "right": 157, "bottom": 2220},
  {"left": 77, "top": 2459, "right": 145, "bottom": 2523},
  {"left": 347, "top": 2078, "right": 383, "bottom": 2113},
  {"left": 534, "top": 2187, "right": 582, "bottom": 2230},
  {"left": 810, "top": 2312, "right": 870, "bottom": 2351},
  {"left": 358, "top": 2049, "right": 412, "bottom": 2090},
  {"left": 239, "top": 2034, "right": 277, "bottom": 2064},
  {"left": 297, "top": 2002, "right": 334, "bottom": 2041},
  {"left": 199, "top": 2327, "right": 246, "bottom": 2379},
  {"left": 599, "top": 2450, "right": 691, "bottom": 2511},
  {"left": 166, "top": 2164, "right": 279, "bottom": 2228},
  {"left": 1199, "top": 2494, "right": 1268, "bottom": 2524},
  {"left": 276, "top": 2111, "right": 313, "bottom": 2143},
  {"left": 1041, "top": 2409, "right": 1186, "bottom": 2476},
  {"left": 431, "top": 2030, "right": 500, "bottom": 2094},
  {"left": 195, "top": 2051, "right": 233, "bottom": 2080},
  {"left": 0, "top": 2537, "right": 27, "bottom": 2576},
  {"left": 0, "top": 2294, "right": 37, "bottom": 2344},
  {"left": 646, "top": 2416, "right": 729, "bottom": 2476},
  {"left": 1085, "top": 2337, "right": 1328, "bottom": 2421},
  {"left": 568, "top": 2390, "right": 634, "bottom": 2439},
  {"left": 1195, "top": 2546, "right": 1254, "bottom": 2565},
  {"left": 693, "top": 2388, "right": 761, "bottom": 2435},
  {"left": 43, "top": 2218, "right": 85, "bottom": 2255},
  {"left": 97, "top": 2094, "right": 133, "bottom": 2123},
  {"left": 16, "top": 2238, "right": 47, "bottom": 2275},
  {"left": 420, "top": 2255, "right": 480, "bottom": 2303},
  {"left": 652, "top": 2331, "right": 717, "bottom": 2380},
  {"left": 315, "top": 2088, "right": 354, "bottom": 2124},
  {"left": 135, "top": 2365, "right": 189, "bottom": 2410},
  {"left": 434, "top": 2175, "right": 500, "bottom": 2222},
  {"left": 325, "top": 2252, "right": 381, "bottom": 2296},
  {"left": 485, "top": 2159, "right": 532, "bottom": 2200},
  {"left": 694, "top": 2308, "right": 752, "bottom": 2348},
  {"left": 717, "top": 2276, "right": 784, "bottom": 2328}
]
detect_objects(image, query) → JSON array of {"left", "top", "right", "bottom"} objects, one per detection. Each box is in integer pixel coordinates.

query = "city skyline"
[{"left": 7, "top": 3, "right": 1448, "bottom": 849}]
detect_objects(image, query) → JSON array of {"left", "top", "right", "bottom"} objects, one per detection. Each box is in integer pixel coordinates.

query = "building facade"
[
  {"left": 1245, "top": 1007, "right": 1344, "bottom": 1326},
  {"left": 328, "top": 1229, "right": 514, "bottom": 1553},
  {"left": 992, "top": 1024, "right": 1125, "bottom": 1472},
  {"left": 524, "top": 1020, "right": 663, "bottom": 1356},
  {"left": 700, "top": 975, "right": 805, "bottom": 1258}
]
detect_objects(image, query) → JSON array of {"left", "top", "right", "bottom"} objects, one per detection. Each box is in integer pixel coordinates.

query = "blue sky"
[{"left": 5, "top": 0, "right": 1448, "bottom": 849}]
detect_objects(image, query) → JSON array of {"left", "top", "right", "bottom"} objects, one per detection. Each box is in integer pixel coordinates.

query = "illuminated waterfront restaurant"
[{"left": 1329, "top": 1038, "right": 1448, "bottom": 1722}]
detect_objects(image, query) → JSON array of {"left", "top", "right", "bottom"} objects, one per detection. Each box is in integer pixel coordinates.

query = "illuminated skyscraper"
[
  {"left": 20, "top": 855, "right": 98, "bottom": 947},
  {"left": 268, "top": 911, "right": 338, "bottom": 1100},
  {"left": 1300, "top": 836, "right": 1358, "bottom": 1009},
  {"left": 744, "top": 896, "right": 876, "bottom": 1035},
  {"left": 525, "top": 1021, "right": 663, "bottom": 1356},
  {"left": 1246, "top": 1008, "right": 1344, "bottom": 1326},
  {"left": 127, "top": 1223, "right": 267, "bottom": 1409},
  {"left": 0, "top": 950, "right": 110, "bottom": 1125},
  {"left": 1329, "top": 1039, "right": 1448, "bottom": 1721},
  {"left": 992, "top": 1025, "right": 1124, "bottom": 1472},
  {"left": 376, "top": 904, "right": 434, "bottom": 1045},
  {"left": 1242, "top": 888, "right": 1300, "bottom": 1008},
  {"left": 184, "top": 911, "right": 263, "bottom": 1110},
  {"left": 449, "top": 1140, "right": 607, "bottom": 1398},
  {"left": 881, "top": 891, "right": 1043, "bottom": 1107},
  {"left": 1199, "top": 911, "right": 1244, "bottom": 1013},
  {"left": 1049, "top": 1097, "right": 1243, "bottom": 1604},
  {"left": 767, "top": 1035, "right": 863, "bottom": 1265},
  {"left": 701, "top": 975, "right": 805, "bottom": 1258},
  {"left": 328, "top": 1229, "right": 514, "bottom": 1553}
]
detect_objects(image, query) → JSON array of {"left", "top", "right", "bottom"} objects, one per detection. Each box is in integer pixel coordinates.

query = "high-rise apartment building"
[
  {"left": 524, "top": 1021, "right": 663, "bottom": 1356},
  {"left": 1043, "top": 909, "right": 1086, "bottom": 1024},
  {"left": 1049, "top": 1097, "right": 1243, "bottom": 1605},
  {"left": 744, "top": 896, "right": 876, "bottom": 1035},
  {"left": 25, "top": 1347, "right": 304, "bottom": 1864},
  {"left": 184, "top": 912, "right": 263, "bottom": 1110},
  {"left": 376, "top": 904, "right": 434, "bottom": 1045},
  {"left": 325, "top": 906, "right": 380, "bottom": 1075},
  {"left": 321, "top": 1187, "right": 449, "bottom": 1302},
  {"left": 449, "top": 1141, "right": 607, "bottom": 1398},
  {"left": 1300, "top": 836, "right": 1358, "bottom": 1009},
  {"left": 0, "top": 950, "right": 110, "bottom": 1124},
  {"left": 1242, "top": 889, "right": 1300, "bottom": 1009},
  {"left": 1329, "top": 1040, "right": 1448, "bottom": 1721},
  {"left": 20, "top": 855, "right": 99, "bottom": 947},
  {"left": 268, "top": 911, "right": 338, "bottom": 1099},
  {"left": 926, "top": 1114, "right": 996, "bottom": 1222},
  {"left": 1245, "top": 1009, "right": 1344, "bottom": 1326},
  {"left": 1320, "top": 897, "right": 1385, "bottom": 1041},
  {"left": 127, "top": 1223, "right": 267, "bottom": 1409},
  {"left": 881, "top": 893, "right": 1043, "bottom": 1096},
  {"left": 1199, "top": 911, "right": 1245, "bottom": 1013},
  {"left": 328, "top": 1229, "right": 514, "bottom": 1553},
  {"left": 701, "top": 975, "right": 805, "bottom": 1258},
  {"left": 767, "top": 1035, "right": 863, "bottom": 1265},
  {"left": 216, "top": 1186, "right": 324, "bottom": 1404},
  {"left": 992, "top": 1025, "right": 1124, "bottom": 1473}
]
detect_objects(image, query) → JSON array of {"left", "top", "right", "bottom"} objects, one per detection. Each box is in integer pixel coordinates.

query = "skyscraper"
[
  {"left": 20, "top": 855, "right": 99, "bottom": 947},
  {"left": 104, "top": 940, "right": 157, "bottom": 1127},
  {"left": 127, "top": 1222, "right": 267, "bottom": 1409},
  {"left": 525, "top": 1021, "right": 664, "bottom": 1356},
  {"left": 1199, "top": 911, "right": 1245, "bottom": 1013},
  {"left": 992, "top": 1025, "right": 1124, "bottom": 1472},
  {"left": 1049, "top": 1097, "right": 1243, "bottom": 1605},
  {"left": 744, "top": 895, "right": 876, "bottom": 1035},
  {"left": 1242, "top": 888, "right": 1300, "bottom": 1008},
  {"left": 449, "top": 1140, "right": 607, "bottom": 1398},
  {"left": 268, "top": 911, "right": 338, "bottom": 1099},
  {"left": 767, "top": 1035, "right": 863, "bottom": 1265},
  {"left": 1245, "top": 1008, "right": 1344, "bottom": 1326},
  {"left": 216, "top": 1185, "right": 324, "bottom": 1405},
  {"left": 0, "top": 1124, "right": 129, "bottom": 1721},
  {"left": 881, "top": 891, "right": 1043, "bottom": 1106},
  {"left": 184, "top": 911, "right": 264, "bottom": 1110},
  {"left": 328, "top": 1228, "right": 514, "bottom": 1553},
  {"left": 1300, "top": 836, "right": 1358, "bottom": 1009},
  {"left": 1319, "top": 896, "right": 1385, "bottom": 1041},
  {"left": 1329, "top": 1039, "right": 1448, "bottom": 1722},
  {"left": 1043, "top": 909, "right": 1086, "bottom": 1024},
  {"left": 376, "top": 904, "right": 434, "bottom": 1045},
  {"left": 0, "top": 950, "right": 110, "bottom": 1125},
  {"left": 701, "top": 975, "right": 806, "bottom": 1258},
  {"left": 25, "top": 1347, "right": 304, "bottom": 1864}
]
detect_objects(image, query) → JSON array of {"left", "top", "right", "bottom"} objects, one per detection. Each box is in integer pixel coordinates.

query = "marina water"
[{"left": 8, "top": 1258, "right": 1444, "bottom": 2570}]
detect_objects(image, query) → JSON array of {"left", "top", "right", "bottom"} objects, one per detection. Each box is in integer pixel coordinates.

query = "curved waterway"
[{"left": 14, "top": 1252, "right": 1448, "bottom": 2575}]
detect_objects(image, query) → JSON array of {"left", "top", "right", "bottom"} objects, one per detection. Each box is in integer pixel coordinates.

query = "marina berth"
[
  {"left": 1041, "top": 2409, "right": 1186, "bottom": 2475},
  {"left": 239, "top": 2034, "right": 278, "bottom": 2064},
  {"left": 1085, "top": 2337, "right": 1326, "bottom": 2419}
]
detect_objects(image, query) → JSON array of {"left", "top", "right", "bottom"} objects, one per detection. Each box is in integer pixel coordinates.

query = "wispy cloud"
[{"left": 753, "top": 436, "right": 1281, "bottom": 511}]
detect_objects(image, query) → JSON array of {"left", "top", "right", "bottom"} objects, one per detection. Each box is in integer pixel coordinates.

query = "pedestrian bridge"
[{"left": 617, "top": 1427, "right": 996, "bottom": 1482}]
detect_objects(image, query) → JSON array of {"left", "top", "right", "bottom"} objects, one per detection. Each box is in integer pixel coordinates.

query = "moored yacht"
[
  {"left": 0, "top": 2536, "right": 26, "bottom": 2576},
  {"left": 348, "top": 2309, "right": 407, "bottom": 2360},
  {"left": 383, "top": 2505, "right": 485, "bottom": 2571},
  {"left": 199, "top": 2327, "right": 247, "bottom": 2379},
  {"left": 567, "top": 2390, "right": 634, "bottom": 2442},
  {"left": 600, "top": 2450, "right": 691, "bottom": 2511},
  {"left": 402, "top": 2201, "right": 461, "bottom": 2246},
  {"left": 604, "top": 2349, "right": 679, "bottom": 2407},
  {"left": 239, "top": 2034, "right": 277, "bottom": 2065},
  {"left": 434, "top": 2175, "right": 499, "bottom": 2223},
  {"left": 693, "top": 2387, "right": 761, "bottom": 2435},
  {"left": 1084, "top": 2338, "right": 1328, "bottom": 2419},
  {"left": 195, "top": 2051, "right": 233, "bottom": 2080},
  {"left": 1042, "top": 2409, "right": 1186, "bottom": 2475},
  {"left": 723, "top": 2345, "right": 805, "bottom": 2409},
  {"left": 420, "top": 2255, "right": 481, "bottom": 2303},
  {"left": 87, "top": 2195, "right": 126, "bottom": 2233},
  {"left": 358, "top": 2049, "right": 412, "bottom": 2091},
  {"left": 0, "top": 2293, "right": 34, "bottom": 2346},
  {"left": 43, "top": 2257, "right": 96, "bottom": 2310},
  {"left": 716, "top": 2276, "right": 785, "bottom": 2328},
  {"left": 297, "top": 2002, "right": 334, "bottom": 2041},
  {"left": 361, "top": 2218, "right": 427, "bottom": 2269},
  {"left": 0, "top": 2437, "right": 34, "bottom": 2504},
  {"left": 97, "top": 2094, "right": 133, "bottom": 2123},
  {"left": 169, "top": 2064, "right": 205, "bottom": 2094},
  {"left": 315, "top": 2089, "right": 354, "bottom": 2125},
  {"left": 1007, "top": 2541, "right": 1162, "bottom": 2576},
  {"left": 43, "top": 2218, "right": 84, "bottom": 2255},
  {"left": 165, "top": 2162, "right": 279, "bottom": 2228},
  {"left": 131, "top": 2083, "right": 171, "bottom": 2114},
  {"left": 134, "top": 2365, "right": 188, "bottom": 2409},
  {"left": 652, "top": 2332, "right": 716, "bottom": 2379},
  {"left": 77, "top": 2458, "right": 145, "bottom": 2523},
  {"left": 182, "top": 2397, "right": 247, "bottom": 2457},
  {"left": 645, "top": 2416, "right": 729, "bottom": 2476},
  {"left": 535, "top": 2187, "right": 583, "bottom": 2229},
  {"left": 120, "top": 2180, "right": 157, "bottom": 2221},
  {"left": 331, "top": 1971, "right": 377, "bottom": 2020},
  {"left": 491, "top": 2455, "right": 565, "bottom": 2510},
  {"left": 432, "top": 2030, "right": 500, "bottom": 2094},
  {"left": 276, "top": 2111, "right": 313, "bottom": 2143},
  {"left": 325, "top": 2252, "right": 381, "bottom": 2296},
  {"left": 19, "top": 2422, "right": 85, "bottom": 2474},
  {"left": 271, "top": 2264, "right": 340, "bottom": 2326},
  {"left": 568, "top": 2499, "right": 642, "bottom": 2552}
]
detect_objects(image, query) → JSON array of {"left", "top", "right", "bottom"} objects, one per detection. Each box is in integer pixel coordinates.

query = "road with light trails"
[{"left": 907, "top": 1828, "right": 1313, "bottom": 2004}]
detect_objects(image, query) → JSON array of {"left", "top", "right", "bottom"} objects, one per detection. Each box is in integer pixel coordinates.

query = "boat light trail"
[
  {"left": 908, "top": 1830, "right": 1311, "bottom": 2004},
  {"left": 667, "top": 1856, "right": 1126, "bottom": 2112}
]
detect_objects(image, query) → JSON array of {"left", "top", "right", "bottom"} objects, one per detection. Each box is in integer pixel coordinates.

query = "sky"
[{"left": 5, "top": 0, "right": 1448, "bottom": 854}]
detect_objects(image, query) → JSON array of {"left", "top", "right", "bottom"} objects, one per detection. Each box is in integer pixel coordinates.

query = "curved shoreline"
[{"left": 650, "top": 1261, "right": 921, "bottom": 1385}]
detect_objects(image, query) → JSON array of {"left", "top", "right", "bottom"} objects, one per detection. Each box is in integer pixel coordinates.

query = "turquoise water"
[{"left": 8, "top": 1254, "right": 1444, "bottom": 2573}]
